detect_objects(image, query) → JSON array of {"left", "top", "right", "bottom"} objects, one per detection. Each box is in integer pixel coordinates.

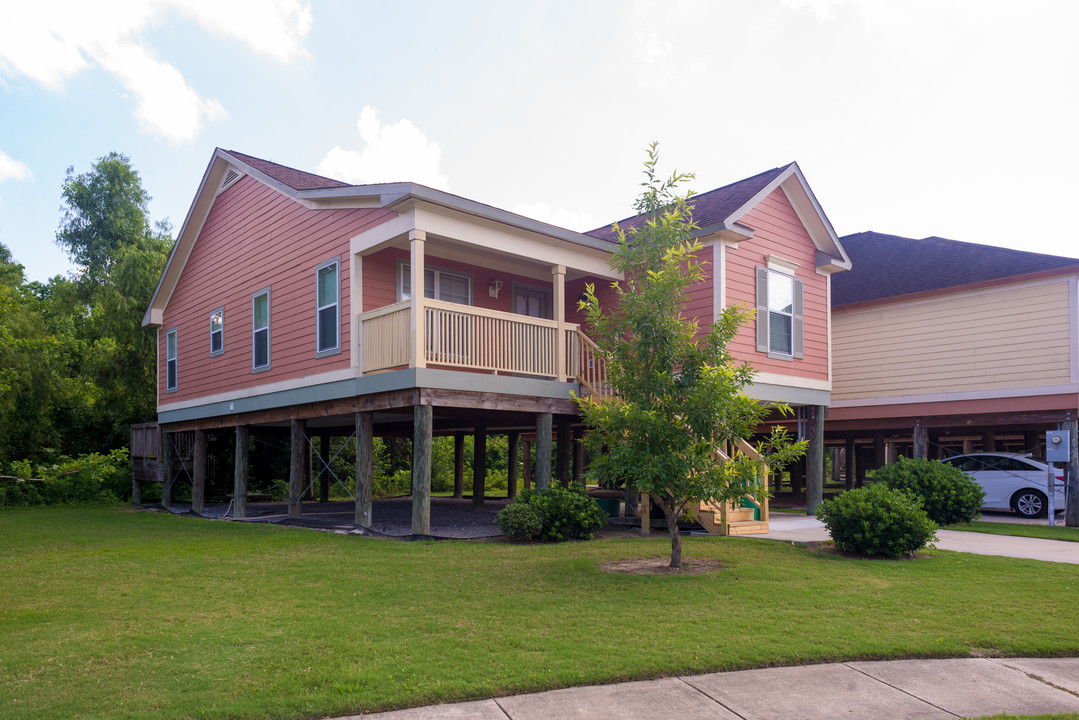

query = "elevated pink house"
[{"left": 143, "top": 149, "right": 849, "bottom": 531}]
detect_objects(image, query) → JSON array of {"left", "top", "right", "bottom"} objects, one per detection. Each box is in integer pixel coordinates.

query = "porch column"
[
  {"left": 829, "top": 447, "right": 841, "bottom": 486},
  {"left": 522, "top": 440, "right": 532, "bottom": 490},
  {"left": 535, "top": 412, "right": 552, "bottom": 490},
  {"left": 192, "top": 429, "right": 207, "bottom": 514},
  {"left": 982, "top": 430, "right": 996, "bottom": 453},
  {"left": 319, "top": 434, "right": 330, "bottom": 504},
  {"left": 552, "top": 264, "right": 567, "bottom": 382},
  {"left": 874, "top": 432, "right": 886, "bottom": 470},
  {"left": 845, "top": 437, "right": 856, "bottom": 490},
  {"left": 410, "top": 230, "right": 427, "bottom": 369},
  {"left": 289, "top": 419, "right": 305, "bottom": 519},
  {"left": 472, "top": 425, "right": 487, "bottom": 508},
  {"left": 805, "top": 405, "right": 824, "bottom": 515},
  {"left": 234, "top": 425, "right": 249, "bottom": 518},
  {"left": 453, "top": 431, "right": 465, "bottom": 499},
  {"left": 962, "top": 438, "right": 975, "bottom": 454},
  {"left": 412, "top": 405, "right": 432, "bottom": 534},
  {"left": 355, "top": 412, "right": 373, "bottom": 527},
  {"left": 913, "top": 421, "right": 928, "bottom": 459},
  {"left": 161, "top": 431, "right": 173, "bottom": 508},
  {"left": 556, "top": 416, "right": 572, "bottom": 487},
  {"left": 507, "top": 431, "right": 520, "bottom": 499}
]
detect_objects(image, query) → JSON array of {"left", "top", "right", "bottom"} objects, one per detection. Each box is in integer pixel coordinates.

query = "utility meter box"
[{"left": 1046, "top": 430, "right": 1070, "bottom": 463}]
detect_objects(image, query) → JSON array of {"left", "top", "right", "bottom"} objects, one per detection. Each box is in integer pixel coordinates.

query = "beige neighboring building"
[{"left": 826, "top": 231, "right": 1079, "bottom": 475}]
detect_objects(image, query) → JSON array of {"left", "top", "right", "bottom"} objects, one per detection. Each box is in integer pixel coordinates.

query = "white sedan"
[{"left": 940, "top": 453, "right": 1068, "bottom": 519}]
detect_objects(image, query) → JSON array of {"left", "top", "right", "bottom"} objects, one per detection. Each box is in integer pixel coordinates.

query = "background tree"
[
  {"left": 55, "top": 152, "right": 173, "bottom": 448},
  {"left": 577, "top": 144, "right": 804, "bottom": 568}
]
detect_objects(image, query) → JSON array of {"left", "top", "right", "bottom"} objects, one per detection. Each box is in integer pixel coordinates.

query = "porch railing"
[
  {"left": 360, "top": 301, "right": 412, "bottom": 373},
  {"left": 359, "top": 300, "right": 616, "bottom": 394}
]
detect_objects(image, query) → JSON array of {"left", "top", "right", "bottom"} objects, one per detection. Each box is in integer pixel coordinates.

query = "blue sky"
[{"left": 1, "top": 0, "right": 1077, "bottom": 283}]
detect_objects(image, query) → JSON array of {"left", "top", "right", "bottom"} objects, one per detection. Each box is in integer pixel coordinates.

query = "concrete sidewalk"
[
  {"left": 748, "top": 513, "right": 1079, "bottom": 564},
  {"left": 342, "top": 657, "right": 1079, "bottom": 719}
]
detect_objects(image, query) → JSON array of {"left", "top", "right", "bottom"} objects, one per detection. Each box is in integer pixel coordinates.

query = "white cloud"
[
  {"left": 318, "top": 107, "right": 449, "bottom": 189},
  {"left": 0, "top": 0, "right": 310, "bottom": 143},
  {"left": 0, "top": 150, "right": 33, "bottom": 182},
  {"left": 510, "top": 202, "right": 599, "bottom": 233},
  {"left": 635, "top": 32, "right": 674, "bottom": 64},
  {"left": 171, "top": 0, "right": 313, "bottom": 62}
]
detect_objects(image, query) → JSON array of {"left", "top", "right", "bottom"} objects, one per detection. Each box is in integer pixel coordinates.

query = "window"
[
  {"left": 755, "top": 266, "right": 803, "bottom": 359},
  {"left": 316, "top": 258, "right": 340, "bottom": 356},
  {"left": 252, "top": 288, "right": 270, "bottom": 372},
  {"left": 166, "top": 328, "right": 178, "bottom": 392},
  {"left": 209, "top": 307, "right": 224, "bottom": 356},
  {"left": 768, "top": 271, "right": 794, "bottom": 355},
  {"left": 398, "top": 262, "right": 472, "bottom": 305}
]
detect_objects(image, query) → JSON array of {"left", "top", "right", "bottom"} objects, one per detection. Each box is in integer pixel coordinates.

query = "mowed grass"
[
  {"left": 1, "top": 508, "right": 1078, "bottom": 720},
  {"left": 945, "top": 520, "right": 1079, "bottom": 543}
]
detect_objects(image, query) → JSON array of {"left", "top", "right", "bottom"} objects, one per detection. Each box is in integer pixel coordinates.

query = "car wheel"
[{"left": 1012, "top": 489, "right": 1047, "bottom": 518}]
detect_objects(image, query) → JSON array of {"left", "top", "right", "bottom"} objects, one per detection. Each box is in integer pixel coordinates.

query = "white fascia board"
[
  {"left": 411, "top": 205, "right": 619, "bottom": 279},
  {"left": 142, "top": 150, "right": 231, "bottom": 327},
  {"left": 386, "top": 186, "right": 616, "bottom": 254}
]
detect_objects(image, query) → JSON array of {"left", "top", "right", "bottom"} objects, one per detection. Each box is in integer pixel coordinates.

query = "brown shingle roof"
[
  {"left": 832, "top": 231, "right": 1079, "bottom": 306},
  {"left": 586, "top": 164, "right": 792, "bottom": 243},
  {"left": 225, "top": 149, "right": 351, "bottom": 191}
]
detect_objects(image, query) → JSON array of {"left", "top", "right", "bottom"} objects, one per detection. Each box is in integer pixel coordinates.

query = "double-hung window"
[
  {"left": 398, "top": 263, "right": 472, "bottom": 305},
  {"left": 252, "top": 288, "right": 271, "bottom": 372},
  {"left": 755, "top": 265, "right": 804, "bottom": 359},
  {"left": 166, "top": 328, "right": 178, "bottom": 392},
  {"left": 316, "top": 258, "right": 340, "bottom": 356},
  {"left": 209, "top": 307, "right": 224, "bottom": 356}
]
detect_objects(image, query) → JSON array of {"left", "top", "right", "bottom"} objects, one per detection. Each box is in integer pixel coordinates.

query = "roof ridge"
[{"left": 224, "top": 149, "right": 352, "bottom": 191}]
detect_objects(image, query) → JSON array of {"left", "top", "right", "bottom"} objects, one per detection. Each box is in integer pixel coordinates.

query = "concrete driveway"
[{"left": 748, "top": 513, "right": 1079, "bottom": 564}]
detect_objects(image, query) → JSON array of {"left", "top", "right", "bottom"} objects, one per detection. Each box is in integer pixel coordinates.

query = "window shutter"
[
  {"left": 792, "top": 278, "right": 804, "bottom": 359},
  {"left": 755, "top": 266, "right": 768, "bottom": 352}
]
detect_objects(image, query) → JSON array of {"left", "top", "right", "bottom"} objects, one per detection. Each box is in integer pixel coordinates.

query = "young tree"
[{"left": 577, "top": 144, "right": 804, "bottom": 568}]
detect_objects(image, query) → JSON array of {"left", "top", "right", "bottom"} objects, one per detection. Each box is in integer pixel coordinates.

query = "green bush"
[
  {"left": 816, "top": 483, "right": 938, "bottom": 559},
  {"left": 510, "top": 485, "right": 607, "bottom": 542},
  {"left": 870, "top": 457, "right": 984, "bottom": 525},
  {"left": 496, "top": 502, "right": 544, "bottom": 541},
  {"left": 0, "top": 449, "right": 129, "bottom": 507}
]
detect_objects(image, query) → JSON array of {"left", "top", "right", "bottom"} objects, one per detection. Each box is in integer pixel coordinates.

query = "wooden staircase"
[{"left": 694, "top": 439, "right": 771, "bottom": 536}]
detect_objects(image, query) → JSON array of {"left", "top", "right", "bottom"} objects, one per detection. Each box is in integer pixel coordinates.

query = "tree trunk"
[{"left": 652, "top": 495, "right": 683, "bottom": 568}]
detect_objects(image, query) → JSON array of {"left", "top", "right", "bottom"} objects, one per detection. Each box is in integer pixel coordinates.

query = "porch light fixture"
[{"left": 488, "top": 278, "right": 504, "bottom": 298}]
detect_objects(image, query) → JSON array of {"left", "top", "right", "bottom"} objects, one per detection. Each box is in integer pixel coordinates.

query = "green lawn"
[
  {"left": 944, "top": 520, "right": 1079, "bottom": 543},
  {"left": 2, "top": 507, "right": 1077, "bottom": 720}
]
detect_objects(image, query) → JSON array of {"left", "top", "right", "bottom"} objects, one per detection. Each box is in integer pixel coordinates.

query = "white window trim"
[
  {"left": 396, "top": 259, "right": 473, "bottom": 305},
  {"left": 252, "top": 287, "right": 271, "bottom": 373},
  {"left": 315, "top": 257, "right": 341, "bottom": 358},
  {"left": 766, "top": 255, "right": 799, "bottom": 275},
  {"left": 209, "top": 306, "right": 224, "bottom": 357},
  {"left": 166, "top": 327, "right": 178, "bottom": 393},
  {"left": 767, "top": 269, "right": 795, "bottom": 357}
]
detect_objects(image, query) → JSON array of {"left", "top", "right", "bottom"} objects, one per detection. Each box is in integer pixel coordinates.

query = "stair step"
[{"left": 724, "top": 520, "right": 769, "bottom": 535}]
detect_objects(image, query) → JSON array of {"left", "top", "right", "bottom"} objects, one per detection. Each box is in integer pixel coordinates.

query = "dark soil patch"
[{"left": 602, "top": 557, "right": 725, "bottom": 575}]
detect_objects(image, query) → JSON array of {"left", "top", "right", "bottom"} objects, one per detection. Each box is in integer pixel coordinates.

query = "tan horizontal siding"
[{"left": 832, "top": 279, "right": 1073, "bottom": 400}]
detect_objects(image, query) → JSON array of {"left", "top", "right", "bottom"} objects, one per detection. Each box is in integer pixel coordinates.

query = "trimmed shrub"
[
  {"left": 506, "top": 485, "right": 608, "bottom": 542},
  {"left": 870, "top": 457, "right": 985, "bottom": 525},
  {"left": 496, "top": 502, "right": 544, "bottom": 541},
  {"left": 816, "top": 483, "right": 938, "bottom": 559}
]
